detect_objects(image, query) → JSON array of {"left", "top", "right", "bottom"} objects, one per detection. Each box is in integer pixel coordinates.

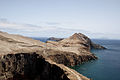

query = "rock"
[
  {"left": 43, "top": 49, "right": 97, "bottom": 66},
  {"left": 48, "top": 37, "right": 64, "bottom": 41},
  {"left": 90, "top": 42, "right": 106, "bottom": 49},
  {"left": 62, "top": 33, "right": 106, "bottom": 50},
  {"left": 0, "top": 31, "right": 104, "bottom": 80},
  {"left": 48, "top": 33, "right": 106, "bottom": 50},
  {"left": 46, "top": 33, "right": 105, "bottom": 66},
  {"left": 0, "top": 53, "right": 69, "bottom": 80},
  {"left": 48, "top": 51, "right": 97, "bottom": 66},
  {"left": 0, "top": 52, "right": 90, "bottom": 80}
]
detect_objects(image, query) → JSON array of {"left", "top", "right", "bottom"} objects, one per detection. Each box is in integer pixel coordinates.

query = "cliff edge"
[
  {"left": 46, "top": 33, "right": 105, "bottom": 66},
  {"left": 0, "top": 31, "right": 105, "bottom": 80}
]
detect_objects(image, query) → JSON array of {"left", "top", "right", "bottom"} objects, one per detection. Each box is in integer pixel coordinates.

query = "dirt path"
[{"left": 65, "top": 66, "right": 82, "bottom": 80}]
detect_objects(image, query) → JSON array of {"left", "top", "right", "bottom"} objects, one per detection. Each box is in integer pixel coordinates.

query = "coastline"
[{"left": 0, "top": 31, "right": 105, "bottom": 80}]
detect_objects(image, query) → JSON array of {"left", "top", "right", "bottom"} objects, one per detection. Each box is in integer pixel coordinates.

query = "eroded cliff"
[
  {"left": 0, "top": 53, "right": 69, "bottom": 80},
  {"left": 0, "top": 31, "right": 105, "bottom": 80},
  {"left": 46, "top": 33, "right": 105, "bottom": 66}
]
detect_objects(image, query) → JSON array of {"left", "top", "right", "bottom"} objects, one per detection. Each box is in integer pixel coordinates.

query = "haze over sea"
[{"left": 35, "top": 38, "right": 120, "bottom": 80}]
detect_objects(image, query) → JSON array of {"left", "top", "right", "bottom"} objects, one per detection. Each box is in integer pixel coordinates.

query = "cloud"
[
  {"left": 0, "top": 19, "right": 120, "bottom": 39},
  {"left": 45, "top": 22, "right": 61, "bottom": 25},
  {"left": 0, "top": 19, "right": 88, "bottom": 37},
  {"left": 0, "top": 18, "right": 8, "bottom": 23}
]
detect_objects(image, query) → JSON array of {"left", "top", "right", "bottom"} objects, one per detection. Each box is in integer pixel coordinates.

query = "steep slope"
[
  {"left": 0, "top": 31, "right": 45, "bottom": 55},
  {"left": 0, "top": 31, "right": 90, "bottom": 80},
  {"left": 0, "top": 53, "right": 69, "bottom": 80},
  {"left": 60, "top": 33, "right": 106, "bottom": 50},
  {"left": 46, "top": 33, "right": 105, "bottom": 66}
]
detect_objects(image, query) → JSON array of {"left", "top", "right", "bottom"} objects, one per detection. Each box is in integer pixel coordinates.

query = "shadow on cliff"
[{"left": 0, "top": 53, "right": 69, "bottom": 80}]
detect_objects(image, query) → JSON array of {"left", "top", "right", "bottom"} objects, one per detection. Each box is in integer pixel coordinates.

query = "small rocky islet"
[{"left": 0, "top": 31, "right": 105, "bottom": 80}]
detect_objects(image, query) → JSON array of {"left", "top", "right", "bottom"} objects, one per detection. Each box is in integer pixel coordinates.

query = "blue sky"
[{"left": 0, "top": 0, "right": 120, "bottom": 39}]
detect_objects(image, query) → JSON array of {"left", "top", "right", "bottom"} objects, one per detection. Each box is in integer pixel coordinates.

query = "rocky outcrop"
[
  {"left": 42, "top": 49, "right": 97, "bottom": 66},
  {"left": 90, "top": 42, "right": 106, "bottom": 49},
  {"left": 0, "top": 52, "right": 90, "bottom": 80},
  {"left": 48, "top": 33, "right": 106, "bottom": 50},
  {"left": 48, "top": 37, "right": 64, "bottom": 41},
  {"left": 0, "top": 53, "right": 69, "bottom": 80},
  {"left": 48, "top": 51, "right": 97, "bottom": 66},
  {"left": 46, "top": 33, "right": 105, "bottom": 66},
  {"left": 0, "top": 31, "right": 105, "bottom": 80},
  {"left": 63, "top": 33, "right": 106, "bottom": 50}
]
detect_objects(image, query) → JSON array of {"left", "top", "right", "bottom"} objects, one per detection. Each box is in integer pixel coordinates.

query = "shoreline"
[{"left": 0, "top": 31, "right": 106, "bottom": 80}]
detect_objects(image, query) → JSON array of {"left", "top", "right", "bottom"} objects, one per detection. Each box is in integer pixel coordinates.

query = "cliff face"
[
  {"left": 0, "top": 31, "right": 105, "bottom": 80},
  {"left": 60, "top": 33, "right": 106, "bottom": 50},
  {"left": 46, "top": 33, "right": 105, "bottom": 66},
  {"left": 0, "top": 52, "right": 90, "bottom": 80},
  {"left": 43, "top": 49, "right": 97, "bottom": 66},
  {"left": 0, "top": 53, "right": 69, "bottom": 80},
  {"left": 90, "top": 42, "right": 106, "bottom": 49},
  {"left": 48, "top": 33, "right": 106, "bottom": 50},
  {"left": 48, "top": 53, "right": 96, "bottom": 66}
]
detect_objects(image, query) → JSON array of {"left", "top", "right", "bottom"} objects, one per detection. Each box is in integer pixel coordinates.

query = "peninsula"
[{"left": 0, "top": 31, "right": 105, "bottom": 80}]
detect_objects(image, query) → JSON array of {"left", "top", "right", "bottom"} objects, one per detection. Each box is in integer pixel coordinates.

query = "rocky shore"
[
  {"left": 46, "top": 33, "right": 105, "bottom": 66},
  {"left": 0, "top": 31, "right": 105, "bottom": 80}
]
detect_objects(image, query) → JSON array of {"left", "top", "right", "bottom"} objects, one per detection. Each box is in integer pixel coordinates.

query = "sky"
[{"left": 0, "top": 0, "right": 120, "bottom": 39}]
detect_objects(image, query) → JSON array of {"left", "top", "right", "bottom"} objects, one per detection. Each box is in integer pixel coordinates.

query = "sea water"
[
  {"left": 34, "top": 38, "right": 120, "bottom": 80},
  {"left": 72, "top": 39, "right": 120, "bottom": 80}
]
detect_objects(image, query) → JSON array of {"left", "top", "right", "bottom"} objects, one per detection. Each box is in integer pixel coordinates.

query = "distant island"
[
  {"left": 48, "top": 37, "right": 64, "bottom": 41},
  {"left": 0, "top": 31, "right": 106, "bottom": 80}
]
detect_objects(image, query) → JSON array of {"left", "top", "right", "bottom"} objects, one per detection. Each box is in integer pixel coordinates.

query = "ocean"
[
  {"left": 72, "top": 39, "right": 120, "bottom": 80},
  {"left": 34, "top": 38, "right": 120, "bottom": 80}
]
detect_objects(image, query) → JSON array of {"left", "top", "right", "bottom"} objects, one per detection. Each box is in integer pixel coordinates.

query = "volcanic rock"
[
  {"left": 46, "top": 33, "right": 106, "bottom": 66},
  {"left": 48, "top": 37, "right": 64, "bottom": 41},
  {"left": 0, "top": 31, "right": 92, "bottom": 80},
  {"left": 0, "top": 53, "right": 70, "bottom": 80}
]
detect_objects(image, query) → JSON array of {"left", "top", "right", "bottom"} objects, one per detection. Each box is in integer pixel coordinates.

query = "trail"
[{"left": 65, "top": 66, "right": 82, "bottom": 80}]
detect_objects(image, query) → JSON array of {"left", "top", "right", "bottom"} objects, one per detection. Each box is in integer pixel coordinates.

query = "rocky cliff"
[
  {"left": 0, "top": 31, "right": 105, "bottom": 80},
  {"left": 0, "top": 53, "right": 69, "bottom": 80},
  {"left": 46, "top": 33, "right": 105, "bottom": 66},
  {"left": 48, "top": 33, "right": 106, "bottom": 50},
  {"left": 42, "top": 49, "right": 97, "bottom": 66}
]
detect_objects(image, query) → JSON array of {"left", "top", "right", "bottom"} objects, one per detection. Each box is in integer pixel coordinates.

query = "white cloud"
[
  {"left": 0, "top": 19, "right": 120, "bottom": 39},
  {"left": 0, "top": 21, "right": 88, "bottom": 37}
]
